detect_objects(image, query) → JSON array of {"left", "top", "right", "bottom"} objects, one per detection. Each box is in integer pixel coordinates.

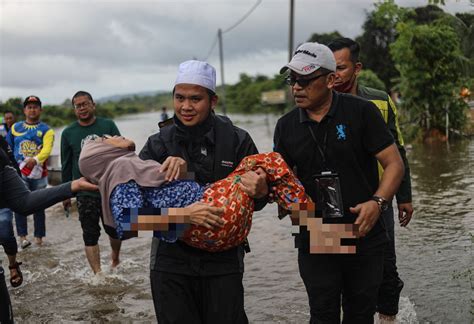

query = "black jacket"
[{"left": 139, "top": 113, "right": 265, "bottom": 276}]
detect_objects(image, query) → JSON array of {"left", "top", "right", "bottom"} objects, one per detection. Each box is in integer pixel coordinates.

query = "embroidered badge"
[
  {"left": 221, "top": 160, "right": 233, "bottom": 168},
  {"left": 336, "top": 124, "right": 346, "bottom": 140}
]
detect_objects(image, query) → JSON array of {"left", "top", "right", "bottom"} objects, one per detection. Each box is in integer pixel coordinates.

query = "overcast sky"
[{"left": 0, "top": 0, "right": 472, "bottom": 104}]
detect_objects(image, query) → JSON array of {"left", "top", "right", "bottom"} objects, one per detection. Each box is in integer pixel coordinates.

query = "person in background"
[
  {"left": 160, "top": 106, "right": 169, "bottom": 122},
  {"left": 7, "top": 96, "right": 54, "bottom": 248},
  {"left": 0, "top": 128, "right": 22, "bottom": 288},
  {"left": 328, "top": 37, "right": 414, "bottom": 322},
  {"left": 274, "top": 42, "right": 404, "bottom": 323},
  {"left": 3, "top": 111, "right": 15, "bottom": 131},
  {"left": 61, "top": 91, "right": 123, "bottom": 275},
  {"left": 0, "top": 145, "right": 97, "bottom": 324}
]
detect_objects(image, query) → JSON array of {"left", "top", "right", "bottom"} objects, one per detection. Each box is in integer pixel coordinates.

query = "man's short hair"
[
  {"left": 72, "top": 91, "right": 94, "bottom": 107},
  {"left": 327, "top": 38, "right": 360, "bottom": 64},
  {"left": 4, "top": 110, "right": 13, "bottom": 115}
]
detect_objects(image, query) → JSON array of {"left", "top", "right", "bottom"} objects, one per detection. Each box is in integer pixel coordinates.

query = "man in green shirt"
[
  {"left": 328, "top": 38, "right": 414, "bottom": 322},
  {"left": 61, "top": 91, "right": 122, "bottom": 274}
]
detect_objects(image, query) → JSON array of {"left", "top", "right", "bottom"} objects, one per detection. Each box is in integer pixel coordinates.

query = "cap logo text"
[{"left": 295, "top": 49, "right": 317, "bottom": 58}]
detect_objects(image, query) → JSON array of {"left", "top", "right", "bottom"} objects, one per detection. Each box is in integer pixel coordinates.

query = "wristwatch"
[{"left": 371, "top": 195, "right": 389, "bottom": 212}]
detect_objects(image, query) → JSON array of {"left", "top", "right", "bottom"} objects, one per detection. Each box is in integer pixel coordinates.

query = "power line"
[
  {"left": 222, "top": 0, "right": 262, "bottom": 34},
  {"left": 203, "top": 33, "right": 219, "bottom": 61},
  {"left": 201, "top": 0, "right": 261, "bottom": 61}
]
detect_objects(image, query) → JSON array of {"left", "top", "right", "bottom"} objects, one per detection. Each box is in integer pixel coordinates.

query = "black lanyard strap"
[{"left": 307, "top": 124, "right": 328, "bottom": 170}]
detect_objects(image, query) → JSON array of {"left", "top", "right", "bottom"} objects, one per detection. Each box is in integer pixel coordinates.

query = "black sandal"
[{"left": 8, "top": 262, "right": 23, "bottom": 288}]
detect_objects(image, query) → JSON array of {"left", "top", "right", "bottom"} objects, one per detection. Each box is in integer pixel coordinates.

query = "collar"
[
  {"left": 174, "top": 112, "right": 216, "bottom": 145},
  {"left": 298, "top": 91, "right": 339, "bottom": 124}
]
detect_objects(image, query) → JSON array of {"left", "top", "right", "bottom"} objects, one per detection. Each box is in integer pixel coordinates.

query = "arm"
[
  {"left": 351, "top": 144, "right": 404, "bottom": 236},
  {"left": 35, "top": 129, "right": 54, "bottom": 164},
  {"left": 139, "top": 134, "right": 168, "bottom": 162},
  {"left": 387, "top": 97, "right": 414, "bottom": 226},
  {"left": 2, "top": 165, "right": 73, "bottom": 214},
  {"left": 60, "top": 132, "right": 73, "bottom": 183},
  {"left": 237, "top": 132, "right": 268, "bottom": 211}
]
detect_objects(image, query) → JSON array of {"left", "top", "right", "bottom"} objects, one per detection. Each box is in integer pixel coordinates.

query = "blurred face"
[
  {"left": 72, "top": 95, "right": 96, "bottom": 122},
  {"left": 332, "top": 48, "right": 362, "bottom": 93},
  {"left": 23, "top": 103, "right": 42, "bottom": 122},
  {"left": 290, "top": 70, "right": 335, "bottom": 111},
  {"left": 4, "top": 112, "right": 14, "bottom": 128},
  {"left": 173, "top": 84, "right": 217, "bottom": 127},
  {"left": 103, "top": 135, "right": 136, "bottom": 151}
]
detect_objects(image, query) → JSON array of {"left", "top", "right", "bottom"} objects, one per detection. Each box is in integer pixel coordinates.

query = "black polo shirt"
[{"left": 274, "top": 91, "right": 394, "bottom": 251}]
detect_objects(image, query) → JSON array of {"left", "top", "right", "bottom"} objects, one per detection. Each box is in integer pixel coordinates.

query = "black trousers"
[
  {"left": 150, "top": 270, "right": 248, "bottom": 324},
  {"left": 0, "top": 266, "right": 14, "bottom": 324},
  {"left": 298, "top": 244, "right": 385, "bottom": 324},
  {"left": 377, "top": 207, "right": 404, "bottom": 316}
]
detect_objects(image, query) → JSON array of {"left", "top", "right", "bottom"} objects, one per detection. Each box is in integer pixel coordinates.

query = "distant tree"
[
  {"left": 390, "top": 22, "right": 469, "bottom": 136},
  {"left": 356, "top": 1, "right": 407, "bottom": 90},
  {"left": 410, "top": 4, "right": 446, "bottom": 24},
  {"left": 357, "top": 69, "right": 386, "bottom": 91},
  {"left": 307, "top": 31, "right": 343, "bottom": 45}
]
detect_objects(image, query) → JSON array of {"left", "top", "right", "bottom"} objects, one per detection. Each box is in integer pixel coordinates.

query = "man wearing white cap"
[
  {"left": 273, "top": 43, "right": 404, "bottom": 322},
  {"left": 140, "top": 60, "right": 268, "bottom": 324}
]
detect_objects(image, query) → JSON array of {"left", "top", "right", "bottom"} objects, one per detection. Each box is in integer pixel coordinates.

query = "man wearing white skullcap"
[{"left": 139, "top": 60, "right": 268, "bottom": 323}]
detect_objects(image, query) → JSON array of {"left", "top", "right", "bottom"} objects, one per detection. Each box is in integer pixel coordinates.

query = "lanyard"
[{"left": 307, "top": 124, "right": 328, "bottom": 171}]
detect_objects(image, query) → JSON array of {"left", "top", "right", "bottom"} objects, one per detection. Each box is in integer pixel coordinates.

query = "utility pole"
[
  {"left": 218, "top": 28, "right": 227, "bottom": 116},
  {"left": 288, "top": 0, "right": 294, "bottom": 61}
]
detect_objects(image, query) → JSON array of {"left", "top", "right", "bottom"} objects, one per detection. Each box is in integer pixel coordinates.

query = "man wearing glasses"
[
  {"left": 273, "top": 43, "right": 405, "bottom": 322},
  {"left": 61, "top": 91, "right": 122, "bottom": 275}
]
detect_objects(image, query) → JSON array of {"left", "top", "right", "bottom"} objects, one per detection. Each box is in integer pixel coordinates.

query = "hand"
[
  {"left": 62, "top": 199, "right": 72, "bottom": 210},
  {"left": 350, "top": 200, "right": 381, "bottom": 237},
  {"left": 160, "top": 156, "right": 187, "bottom": 181},
  {"left": 397, "top": 202, "right": 414, "bottom": 227},
  {"left": 71, "top": 177, "right": 99, "bottom": 193},
  {"left": 184, "top": 202, "right": 224, "bottom": 230},
  {"left": 25, "top": 158, "right": 37, "bottom": 169},
  {"left": 238, "top": 168, "right": 268, "bottom": 199},
  {"left": 307, "top": 217, "right": 359, "bottom": 254}
]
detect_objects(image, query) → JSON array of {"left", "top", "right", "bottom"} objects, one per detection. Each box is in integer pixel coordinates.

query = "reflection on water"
[{"left": 4, "top": 112, "right": 473, "bottom": 323}]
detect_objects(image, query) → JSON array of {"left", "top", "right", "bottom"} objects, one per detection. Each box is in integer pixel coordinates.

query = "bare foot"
[
  {"left": 35, "top": 237, "right": 43, "bottom": 245},
  {"left": 111, "top": 258, "right": 120, "bottom": 268}
]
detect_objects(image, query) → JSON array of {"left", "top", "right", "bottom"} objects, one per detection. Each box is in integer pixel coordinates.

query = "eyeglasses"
[
  {"left": 285, "top": 72, "right": 330, "bottom": 88},
  {"left": 74, "top": 101, "right": 93, "bottom": 109}
]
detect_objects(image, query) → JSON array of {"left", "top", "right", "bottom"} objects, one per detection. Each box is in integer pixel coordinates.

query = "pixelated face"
[
  {"left": 72, "top": 95, "right": 96, "bottom": 123},
  {"left": 173, "top": 84, "right": 217, "bottom": 127},
  {"left": 332, "top": 48, "right": 361, "bottom": 91},
  {"left": 103, "top": 135, "right": 136, "bottom": 151},
  {"left": 4, "top": 112, "right": 14, "bottom": 127},
  {"left": 290, "top": 202, "right": 359, "bottom": 254},
  {"left": 23, "top": 103, "right": 42, "bottom": 121},
  {"left": 290, "top": 70, "right": 335, "bottom": 110}
]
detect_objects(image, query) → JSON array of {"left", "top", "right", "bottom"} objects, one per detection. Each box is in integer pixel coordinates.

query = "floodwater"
[{"left": 2, "top": 112, "right": 472, "bottom": 323}]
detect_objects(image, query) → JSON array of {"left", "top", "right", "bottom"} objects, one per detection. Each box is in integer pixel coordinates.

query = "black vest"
[{"left": 159, "top": 114, "right": 238, "bottom": 182}]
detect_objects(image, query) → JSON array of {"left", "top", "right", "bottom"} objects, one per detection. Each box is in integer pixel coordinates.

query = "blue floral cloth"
[{"left": 110, "top": 180, "right": 205, "bottom": 241}]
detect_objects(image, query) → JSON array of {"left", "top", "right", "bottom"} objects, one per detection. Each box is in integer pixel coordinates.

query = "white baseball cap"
[
  {"left": 175, "top": 60, "right": 216, "bottom": 92},
  {"left": 280, "top": 42, "right": 336, "bottom": 75}
]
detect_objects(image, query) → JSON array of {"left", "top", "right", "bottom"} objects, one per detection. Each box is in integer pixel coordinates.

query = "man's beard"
[{"left": 334, "top": 74, "right": 356, "bottom": 93}]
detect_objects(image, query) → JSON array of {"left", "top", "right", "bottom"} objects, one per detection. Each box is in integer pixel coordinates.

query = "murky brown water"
[{"left": 2, "top": 112, "right": 472, "bottom": 323}]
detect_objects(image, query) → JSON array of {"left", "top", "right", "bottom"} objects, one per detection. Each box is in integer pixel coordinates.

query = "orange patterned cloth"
[{"left": 181, "top": 152, "right": 310, "bottom": 252}]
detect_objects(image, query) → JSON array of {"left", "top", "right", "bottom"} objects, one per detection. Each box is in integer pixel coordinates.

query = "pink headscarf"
[{"left": 79, "top": 139, "right": 166, "bottom": 231}]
